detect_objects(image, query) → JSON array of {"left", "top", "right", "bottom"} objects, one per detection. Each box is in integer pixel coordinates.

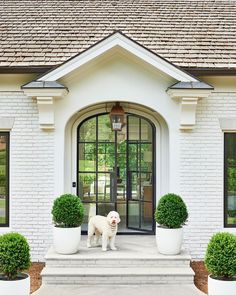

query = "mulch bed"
[
  {"left": 28, "top": 261, "right": 208, "bottom": 294},
  {"left": 191, "top": 261, "right": 208, "bottom": 294},
  {"left": 27, "top": 262, "right": 45, "bottom": 294}
]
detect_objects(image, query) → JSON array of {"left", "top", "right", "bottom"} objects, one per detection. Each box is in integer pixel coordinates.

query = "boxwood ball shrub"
[
  {"left": 205, "top": 232, "right": 236, "bottom": 279},
  {"left": 0, "top": 232, "right": 31, "bottom": 280},
  {"left": 155, "top": 193, "right": 188, "bottom": 228},
  {"left": 52, "top": 194, "right": 84, "bottom": 227}
]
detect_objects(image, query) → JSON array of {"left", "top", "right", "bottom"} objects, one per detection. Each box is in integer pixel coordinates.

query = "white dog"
[{"left": 87, "top": 211, "right": 120, "bottom": 251}]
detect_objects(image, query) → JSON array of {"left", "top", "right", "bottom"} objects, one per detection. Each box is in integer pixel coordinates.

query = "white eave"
[{"left": 36, "top": 31, "right": 198, "bottom": 83}]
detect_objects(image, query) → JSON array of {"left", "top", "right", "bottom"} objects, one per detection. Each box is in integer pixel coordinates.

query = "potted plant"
[
  {"left": 52, "top": 194, "right": 84, "bottom": 254},
  {"left": 0, "top": 232, "right": 31, "bottom": 295},
  {"left": 155, "top": 193, "right": 188, "bottom": 255},
  {"left": 205, "top": 232, "right": 236, "bottom": 295}
]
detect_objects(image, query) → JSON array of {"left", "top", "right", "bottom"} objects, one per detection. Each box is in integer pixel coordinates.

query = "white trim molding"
[
  {"left": 167, "top": 89, "right": 212, "bottom": 130},
  {"left": 22, "top": 88, "right": 68, "bottom": 130},
  {"left": 37, "top": 32, "right": 198, "bottom": 83},
  {"left": 36, "top": 97, "right": 54, "bottom": 130},
  {"left": 219, "top": 118, "right": 236, "bottom": 131},
  {"left": 22, "top": 88, "right": 68, "bottom": 98},
  {"left": 0, "top": 117, "right": 15, "bottom": 130}
]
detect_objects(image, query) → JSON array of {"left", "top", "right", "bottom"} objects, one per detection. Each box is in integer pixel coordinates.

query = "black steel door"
[{"left": 77, "top": 113, "right": 155, "bottom": 233}]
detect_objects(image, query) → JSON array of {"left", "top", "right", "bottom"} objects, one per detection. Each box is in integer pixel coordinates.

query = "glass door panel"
[
  {"left": 78, "top": 113, "right": 155, "bottom": 233},
  {"left": 97, "top": 203, "right": 116, "bottom": 216},
  {"left": 98, "top": 114, "right": 115, "bottom": 142},
  {"left": 127, "top": 115, "right": 154, "bottom": 232},
  {"left": 79, "top": 117, "right": 96, "bottom": 142},
  {"left": 98, "top": 143, "right": 115, "bottom": 172},
  {"left": 78, "top": 143, "right": 96, "bottom": 172},
  {"left": 78, "top": 173, "right": 96, "bottom": 202}
]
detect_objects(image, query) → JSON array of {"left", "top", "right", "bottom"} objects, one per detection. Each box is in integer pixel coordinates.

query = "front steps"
[{"left": 41, "top": 236, "right": 195, "bottom": 285}]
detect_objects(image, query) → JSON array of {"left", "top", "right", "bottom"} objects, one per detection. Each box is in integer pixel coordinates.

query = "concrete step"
[
  {"left": 42, "top": 237, "right": 195, "bottom": 286},
  {"left": 41, "top": 267, "right": 195, "bottom": 285},
  {"left": 45, "top": 246, "right": 191, "bottom": 268},
  {"left": 33, "top": 284, "right": 205, "bottom": 295}
]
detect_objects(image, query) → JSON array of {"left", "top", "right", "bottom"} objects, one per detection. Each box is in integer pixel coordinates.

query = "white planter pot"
[
  {"left": 53, "top": 226, "right": 81, "bottom": 254},
  {"left": 208, "top": 275, "right": 236, "bottom": 295},
  {"left": 156, "top": 226, "right": 183, "bottom": 255},
  {"left": 0, "top": 273, "right": 30, "bottom": 295}
]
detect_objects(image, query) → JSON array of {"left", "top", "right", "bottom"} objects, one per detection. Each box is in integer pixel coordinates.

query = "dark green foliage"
[
  {"left": 155, "top": 193, "right": 188, "bottom": 228},
  {"left": 0, "top": 232, "right": 31, "bottom": 280},
  {"left": 52, "top": 194, "right": 84, "bottom": 227},
  {"left": 227, "top": 166, "right": 236, "bottom": 192},
  {"left": 205, "top": 232, "right": 236, "bottom": 279},
  {"left": 228, "top": 210, "right": 236, "bottom": 218}
]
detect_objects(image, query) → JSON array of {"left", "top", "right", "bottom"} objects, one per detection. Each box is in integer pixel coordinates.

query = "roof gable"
[{"left": 37, "top": 31, "right": 198, "bottom": 83}]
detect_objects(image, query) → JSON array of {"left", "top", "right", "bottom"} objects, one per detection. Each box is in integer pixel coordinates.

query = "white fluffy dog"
[{"left": 87, "top": 211, "right": 120, "bottom": 251}]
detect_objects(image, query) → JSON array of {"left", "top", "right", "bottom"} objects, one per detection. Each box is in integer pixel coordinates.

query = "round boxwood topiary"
[
  {"left": 205, "top": 232, "right": 236, "bottom": 279},
  {"left": 155, "top": 193, "right": 188, "bottom": 228},
  {"left": 0, "top": 232, "right": 31, "bottom": 280},
  {"left": 52, "top": 194, "right": 84, "bottom": 228}
]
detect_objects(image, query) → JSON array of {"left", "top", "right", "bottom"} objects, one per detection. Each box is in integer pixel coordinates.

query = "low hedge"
[
  {"left": 205, "top": 232, "right": 236, "bottom": 279},
  {"left": 0, "top": 232, "right": 31, "bottom": 280},
  {"left": 155, "top": 193, "right": 188, "bottom": 228},
  {"left": 52, "top": 194, "right": 84, "bottom": 228}
]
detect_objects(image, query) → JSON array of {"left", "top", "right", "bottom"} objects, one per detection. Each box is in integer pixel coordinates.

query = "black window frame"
[
  {"left": 0, "top": 132, "right": 9, "bottom": 227},
  {"left": 224, "top": 132, "right": 236, "bottom": 228}
]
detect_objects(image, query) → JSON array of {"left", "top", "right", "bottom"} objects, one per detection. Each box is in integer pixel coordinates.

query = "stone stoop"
[{"left": 41, "top": 236, "right": 195, "bottom": 285}]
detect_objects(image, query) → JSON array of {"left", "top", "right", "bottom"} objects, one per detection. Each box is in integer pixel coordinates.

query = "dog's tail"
[{"left": 88, "top": 203, "right": 96, "bottom": 221}]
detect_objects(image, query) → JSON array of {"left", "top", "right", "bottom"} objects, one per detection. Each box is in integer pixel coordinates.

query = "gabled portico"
[
  {"left": 21, "top": 31, "right": 213, "bottom": 237},
  {"left": 22, "top": 31, "right": 213, "bottom": 131}
]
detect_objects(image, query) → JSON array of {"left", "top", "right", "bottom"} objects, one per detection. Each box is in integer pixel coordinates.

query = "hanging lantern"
[{"left": 109, "top": 102, "right": 125, "bottom": 131}]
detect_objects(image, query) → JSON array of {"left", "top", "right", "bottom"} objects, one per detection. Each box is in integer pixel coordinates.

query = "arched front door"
[{"left": 77, "top": 113, "right": 155, "bottom": 233}]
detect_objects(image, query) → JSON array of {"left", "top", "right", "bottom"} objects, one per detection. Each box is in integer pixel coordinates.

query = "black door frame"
[
  {"left": 126, "top": 114, "right": 156, "bottom": 233},
  {"left": 77, "top": 112, "right": 156, "bottom": 234}
]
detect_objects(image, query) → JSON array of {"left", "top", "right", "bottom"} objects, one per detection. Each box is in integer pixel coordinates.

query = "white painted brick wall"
[
  {"left": 1, "top": 90, "right": 235, "bottom": 262},
  {"left": 0, "top": 91, "right": 54, "bottom": 261},
  {"left": 181, "top": 91, "right": 236, "bottom": 259}
]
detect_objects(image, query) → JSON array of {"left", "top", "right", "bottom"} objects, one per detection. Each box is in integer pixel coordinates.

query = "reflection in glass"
[
  {"left": 98, "top": 143, "right": 115, "bottom": 172},
  {"left": 130, "top": 172, "right": 139, "bottom": 200},
  {"left": 141, "top": 118, "right": 153, "bottom": 142},
  {"left": 128, "top": 201, "right": 139, "bottom": 228},
  {"left": 78, "top": 113, "right": 154, "bottom": 233},
  {"left": 0, "top": 134, "right": 8, "bottom": 225},
  {"left": 117, "top": 201, "right": 126, "bottom": 230},
  {"left": 97, "top": 173, "right": 113, "bottom": 202},
  {"left": 79, "top": 143, "right": 96, "bottom": 172},
  {"left": 81, "top": 203, "right": 95, "bottom": 232},
  {"left": 79, "top": 117, "right": 96, "bottom": 142},
  {"left": 129, "top": 116, "right": 139, "bottom": 141},
  {"left": 98, "top": 115, "right": 115, "bottom": 142},
  {"left": 141, "top": 144, "right": 152, "bottom": 172},
  {"left": 225, "top": 133, "right": 236, "bottom": 225},
  {"left": 78, "top": 173, "right": 96, "bottom": 201},
  {"left": 226, "top": 166, "right": 236, "bottom": 225},
  {"left": 141, "top": 201, "right": 153, "bottom": 230},
  {"left": 98, "top": 203, "right": 115, "bottom": 216}
]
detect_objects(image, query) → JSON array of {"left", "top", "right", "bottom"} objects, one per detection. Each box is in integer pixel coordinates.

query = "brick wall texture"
[
  {"left": 0, "top": 90, "right": 236, "bottom": 260},
  {"left": 0, "top": 91, "right": 54, "bottom": 261},
  {"left": 181, "top": 91, "right": 236, "bottom": 259}
]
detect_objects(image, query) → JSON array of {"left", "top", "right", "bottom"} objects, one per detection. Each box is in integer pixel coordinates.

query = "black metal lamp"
[{"left": 109, "top": 102, "right": 125, "bottom": 131}]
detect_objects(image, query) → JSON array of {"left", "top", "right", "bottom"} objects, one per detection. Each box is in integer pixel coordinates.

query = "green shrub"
[
  {"left": 52, "top": 194, "right": 84, "bottom": 227},
  {"left": 155, "top": 193, "right": 188, "bottom": 228},
  {"left": 205, "top": 232, "right": 236, "bottom": 279},
  {"left": 0, "top": 232, "right": 31, "bottom": 280}
]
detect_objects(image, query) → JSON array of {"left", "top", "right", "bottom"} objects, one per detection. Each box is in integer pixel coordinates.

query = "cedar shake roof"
[{"left": 0, "top": 0, "right": 235, "bottom": 72}]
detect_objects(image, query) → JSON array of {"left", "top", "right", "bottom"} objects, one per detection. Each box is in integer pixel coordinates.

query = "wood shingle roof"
[{"left": 0, "top": 0, "right": 235, "bottom": 71}]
